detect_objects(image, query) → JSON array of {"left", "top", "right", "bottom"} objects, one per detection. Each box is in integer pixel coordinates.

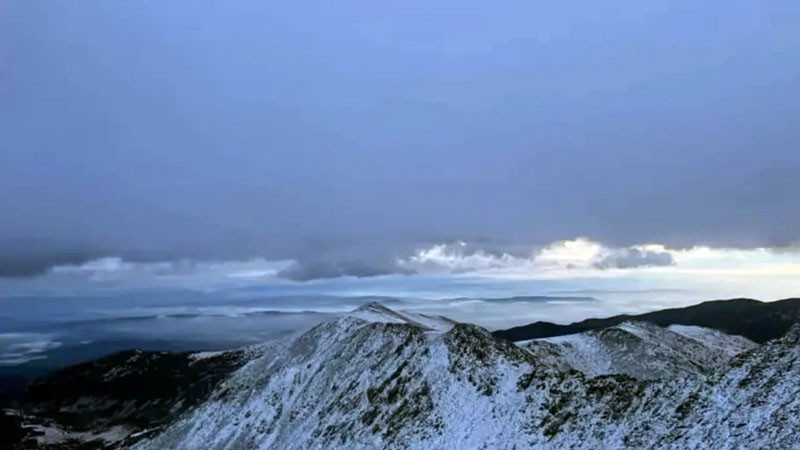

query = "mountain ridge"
[
  {"left": 493, "top": 297, "right": 800, "bottom": 343},
  {"left": 130, "top": 305, "right": 800, "bottom": 449},
  {"left": 5, "top": 300, "right": 800, "bottom": 449},
  {"left": 523, "top": 320, "right": 757, "bottom": 380}
]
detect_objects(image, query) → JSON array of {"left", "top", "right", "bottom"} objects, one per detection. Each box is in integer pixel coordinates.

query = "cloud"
[
  {"left": 277, "top": 259, "right": 413, "bottom": 281},
  {"left": 594, "top": 247, "right": 674, "bottom": 269},
  {"left": 5, "top": 0, "right": 800, "bottom": 274},
  {"left": 396, "top": 239, "right": 799, "bottom": 280},
  {"left": 51, "top": 257, "right": 172, "bottom": 275},
  {"left": 3, "top": 239, "right": 799, "bottom": 286},
  {"left": 397, "top": 238, "right": 658, "bottom": 275},
  {"left": 533, "top": 238, "right": 605, "bottom": 270},
  {"left": 47, "top": 257, "right": 294, "bottom": 285},
  {"left": 396, "top": 241, "right": 526, "bottom": 274},
  {"left": 0, "top": 239, "right": 101, "bottom": 278},
  {"left": 0, "top": 333, "right": 62, "bottom": 366}
]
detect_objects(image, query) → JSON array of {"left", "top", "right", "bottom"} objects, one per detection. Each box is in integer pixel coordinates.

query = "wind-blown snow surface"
[
  {"left": 523, "top": 321, "right": 757, "bottom": 379},
  {"left": 348, "top": 302, "right": 458, "bottom": 333},
  {"left": 132, "top": 305, "right": 800, "bottom": 450},
  {"left": 666, "top": 324, "right": 757, "bottom": 356}
]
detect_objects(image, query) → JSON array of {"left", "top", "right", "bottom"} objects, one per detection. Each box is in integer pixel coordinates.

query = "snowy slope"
[
  {"left": 667, "top": 324, "right": 756, "bottom": 356},
  {"left": 669, "top": 324, "right": 800, "bottom": 448},
  {"left": 522, "top": 321, "right": 757, "bottom": 379},
  {"left": 128, "top": 304, "right": 800, "bottom": 449}
]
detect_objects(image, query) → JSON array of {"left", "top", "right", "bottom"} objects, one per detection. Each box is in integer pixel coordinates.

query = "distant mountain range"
[
  {"left": 3, "top": 298, "right": 800, "bottom": 449},
  {"left": 493, "top": 297, "right": 800, "bottom": 343}
]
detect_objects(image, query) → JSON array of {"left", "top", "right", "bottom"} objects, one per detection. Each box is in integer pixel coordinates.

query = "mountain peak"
[
  {"left": 352, "top": 301, "right": 396, "bottom": 314},
  {"left": 348, "top": 302, "right": 457, "bottom": 333}
]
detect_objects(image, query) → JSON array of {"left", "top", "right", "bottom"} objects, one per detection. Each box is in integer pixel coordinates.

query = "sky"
[{"left": 2, "top": 1, "right": 800, "bottom": 290}]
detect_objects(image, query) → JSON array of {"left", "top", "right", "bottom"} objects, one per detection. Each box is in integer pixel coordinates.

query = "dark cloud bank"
[
  {"left": 277, "top": 259, "right": 413, "bottom": 282},
  {"left": 2, "top": 1, "right": 800, "bottom": 280}
]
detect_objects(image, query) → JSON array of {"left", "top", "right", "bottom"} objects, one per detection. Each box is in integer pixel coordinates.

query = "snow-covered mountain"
[
  {"left": 522, "top": 321, "right": 756, "bottom": 379},
  {"left": 125, "top": 304, "right": 800, "bottom": 450},
  {"left": 4, "top": 303, "right": 798, "bottom": 449}
]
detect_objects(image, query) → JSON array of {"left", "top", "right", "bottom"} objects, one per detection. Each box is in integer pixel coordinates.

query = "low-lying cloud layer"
[{"left": 0, "top": 333, "right": 63, "bottom": 366}]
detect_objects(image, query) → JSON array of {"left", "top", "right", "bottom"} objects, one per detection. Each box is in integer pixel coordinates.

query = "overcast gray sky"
[{"left": 2, "top": 0, "right": 800, "bottom": 278}]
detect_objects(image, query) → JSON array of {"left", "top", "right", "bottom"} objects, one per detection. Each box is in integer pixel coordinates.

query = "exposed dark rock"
[{"left": 1, "top": 347, "right": 261, "bottom": 449}]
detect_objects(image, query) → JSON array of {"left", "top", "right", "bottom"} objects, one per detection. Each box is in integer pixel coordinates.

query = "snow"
[
  {"left": 348, "top": 302, "right": 457, "bottom": 333},
  {"left": 667, "top": 324, "right": 757, "bottom": 356},
  {"left": 522, "top": 321, "right": 756, "bottom": 380},
  {"left": 188, "top": 350, "right": 225, "bottom": 361},
  {"left": 127, "top": 305, "right": 800, "bottom": 450},
  {"left": 30, "top": 422, "right": 133, "bottom": 446}
]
